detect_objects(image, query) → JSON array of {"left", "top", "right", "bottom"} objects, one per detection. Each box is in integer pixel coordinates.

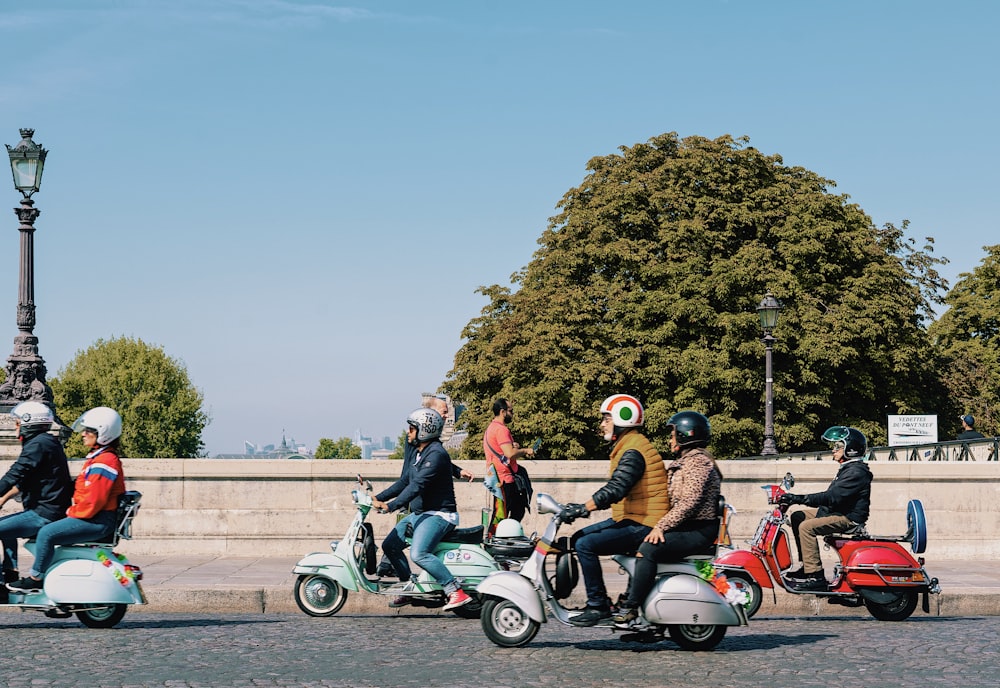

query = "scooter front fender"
[
  {"left": 476, "top": 570, "right": 546, "bottom": 624},
  {"left": 292, "top": 552, "right": 360, "bottom": 591},
  {"left": 713, "top": 549, "right": 774, "bottom": 589}
]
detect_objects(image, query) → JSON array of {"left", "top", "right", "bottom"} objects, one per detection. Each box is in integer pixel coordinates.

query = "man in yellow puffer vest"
[{"left": 566, "top": 394, "right": 669, "bottom": 627}]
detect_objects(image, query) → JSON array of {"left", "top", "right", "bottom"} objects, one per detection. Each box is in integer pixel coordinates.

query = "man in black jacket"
[
  {"left": 372, "top": 408, "right": 472, "bottom": 611},
  {"left": 0, "top": 402, "right": 73, "bottom": 588},
  {"left": 779, "top": 426, "right": 873, "bottom": 591}
]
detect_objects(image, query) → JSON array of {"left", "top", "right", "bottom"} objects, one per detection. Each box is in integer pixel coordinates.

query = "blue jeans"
[
  {"left": 382, "top": 512, "right": 458, "bottom": 592},
  {"left": 572, "top": 517, "right": 651, "bottom": 609},
  {"left": 0, "top": 509, "right": 57, "bottom": 573},
  {"left": 30, "top": 511, "right": 117, "bottom": 578}
]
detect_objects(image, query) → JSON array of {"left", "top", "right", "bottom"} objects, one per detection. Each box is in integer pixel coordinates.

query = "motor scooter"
[
  {"left": 477, "top": 493, "right": 749, "bottom": 651},
  {"left": 293, "top": 476, "right": 531, "bottom": 619},
  {"left": 1, "top": 491, "right": 145, "bottom": 628},
  {"left": 713, "top": 472, "right": 940, "bottom": 620}
]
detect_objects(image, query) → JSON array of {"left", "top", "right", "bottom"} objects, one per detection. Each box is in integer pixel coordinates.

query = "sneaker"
[
  {"left": 569, "top": 606, "right": 612, "bottom": 627},
  {"left": 389, "top": 595, "right": 415, "bottom": 608},
  {"left": 790, "top": 574, "right": 828, "bottom": 592},
  {"left": 6, "top": 576, "right": 43, "bottom": 593},
  {"left": 442, "top": 589, "right": 472, "bottom": 611},
  {"left": 612, "top": 604, "right": 639, "bottom": 624},
  {"left": 2, "top": 569, "right": 19, "bottom": 584},
  {"left": 783, "top": 567, "right": 809, "bottom": 581}
]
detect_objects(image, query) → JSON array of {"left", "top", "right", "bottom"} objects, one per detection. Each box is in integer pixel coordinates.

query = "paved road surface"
[{"left": 0, "top": 612, "right": 997, "bottom": 687}]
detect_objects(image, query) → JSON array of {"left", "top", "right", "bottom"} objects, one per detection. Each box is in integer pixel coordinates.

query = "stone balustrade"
[{"left": 2, "top": 458, "right": 986, "bottom": 560}]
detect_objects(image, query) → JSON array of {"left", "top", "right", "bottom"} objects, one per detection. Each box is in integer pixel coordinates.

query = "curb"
[{"left": 133, "top": 586, "right": 999, "bottom": 618}]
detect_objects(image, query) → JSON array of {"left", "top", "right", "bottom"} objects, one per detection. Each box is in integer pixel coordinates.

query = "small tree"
[
  {"left": 50, "top": 336, "right": 209, "bottom": 458},
  {"left": 387, "top": 430, "right": 408, "bottom": 460},
  {"left": 315, "top": 437, "right": 362, "bottom": 460}
]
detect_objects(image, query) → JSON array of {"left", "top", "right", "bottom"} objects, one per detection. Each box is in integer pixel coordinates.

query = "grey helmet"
[
  {"left": 10, "top": 401, "right": 54, "bottom": 429},
  {"left": 406, "top": 408, "right": 444, "bottom": 444}
]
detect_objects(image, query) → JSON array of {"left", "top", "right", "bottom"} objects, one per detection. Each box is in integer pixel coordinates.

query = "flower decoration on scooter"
[
  {"left": 695, "top": 560, "right": 750, "bottom": 609},
  {"left": 96, "top": 549, "right": 137, "bottom": 587}
]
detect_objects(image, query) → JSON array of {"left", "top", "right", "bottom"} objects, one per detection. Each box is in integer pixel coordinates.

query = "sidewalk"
[{"left": 130, "top": 554, "right": 1000, "bottom": 617}]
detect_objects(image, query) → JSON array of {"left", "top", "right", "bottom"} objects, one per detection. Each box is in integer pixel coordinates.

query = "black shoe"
[
  {"left": 569, "top": 606, "right": 611, "bottom": 627},
  {"left": 2, "top": 569, "right": 19, "bottom": 584},
  {"left": 6, "top": 576, "right": 43, "bottom": 594},
  {"left": 791, "top": 574, "right": 828, "bottom": 592}
]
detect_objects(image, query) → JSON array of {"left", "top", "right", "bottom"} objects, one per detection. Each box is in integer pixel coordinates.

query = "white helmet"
[
  {"left": 494, "top": 518, "right": 525, "bottom": 539},
  {"left": 72, "top": 406, "right": 122, "bottom": 445},
  {"left": 10, "top": 401, "right": 54, "bottom": 429},
  {"left": 600, "top": 394, "right": 644, "bottom": 428},
  {"left": 406, "top": 408, "right": 444, "bottom": 443}
]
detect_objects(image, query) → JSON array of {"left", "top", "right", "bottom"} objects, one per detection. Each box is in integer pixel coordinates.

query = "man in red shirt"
[{"left": 483, "top": 398, "right": 535, "bottom": 530}]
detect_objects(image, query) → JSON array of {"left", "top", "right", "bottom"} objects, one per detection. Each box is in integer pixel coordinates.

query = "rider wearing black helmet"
[
  {"left": 778, "top": 425, "right": 873, "bottom": 592},
  {"left": 612, "top": 410, "right": 723, "bottom": 624}
]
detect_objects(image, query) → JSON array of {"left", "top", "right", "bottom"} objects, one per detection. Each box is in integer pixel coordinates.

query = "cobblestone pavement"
[{"left": 0, "top": 612, "right": 997, "bottom": 687}]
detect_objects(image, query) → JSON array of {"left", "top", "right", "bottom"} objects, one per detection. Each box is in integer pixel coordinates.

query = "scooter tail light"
[{"left": 124, "top": 565, "right": 143, "bottom": 581}]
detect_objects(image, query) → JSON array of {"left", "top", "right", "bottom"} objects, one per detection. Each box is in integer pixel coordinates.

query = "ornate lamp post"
[
  {"left": 0, "top": 128, "right": 55, "bottom": 408},
  {"left": 756, "top": 291, "right": 782, "bottom": 456}
]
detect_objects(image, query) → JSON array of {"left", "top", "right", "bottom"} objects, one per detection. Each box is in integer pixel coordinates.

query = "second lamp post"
[{"left": 757, "top": 291, "right": 782, "bottom": 456}]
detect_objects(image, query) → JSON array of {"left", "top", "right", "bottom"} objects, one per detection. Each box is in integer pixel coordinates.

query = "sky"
[{"left": 1, "top": 1, "right": 998, "bottom": 456}]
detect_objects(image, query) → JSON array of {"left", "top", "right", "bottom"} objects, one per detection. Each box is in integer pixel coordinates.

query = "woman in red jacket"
[{"left": 7, "top": 407, "right": 126, "bottom": 593}]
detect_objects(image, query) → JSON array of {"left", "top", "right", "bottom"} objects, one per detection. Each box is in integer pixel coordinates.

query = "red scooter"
[{"left": 713, "top": 472, "right": 940, "bottom": 621}]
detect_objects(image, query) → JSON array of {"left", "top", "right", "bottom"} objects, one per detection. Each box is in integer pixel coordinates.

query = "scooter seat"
[{"left": 442, "top": 525, "right": 485, "bottom": 545}]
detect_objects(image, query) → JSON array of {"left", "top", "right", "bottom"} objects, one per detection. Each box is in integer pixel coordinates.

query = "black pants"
[
  {"left": 500, "top": 482, "right": 527, "bottom": 522},
  {"left": 625, "top": 519, "right": 719, "bottom": 607}
]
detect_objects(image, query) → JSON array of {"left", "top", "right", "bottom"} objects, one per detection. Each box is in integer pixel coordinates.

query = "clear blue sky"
[{"left": 2, "top": 1, "right": 997, "bottom": 455}]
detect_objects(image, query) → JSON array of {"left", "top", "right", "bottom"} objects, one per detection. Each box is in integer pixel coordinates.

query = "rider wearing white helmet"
[
  {"left": 0, "top": 401, "right": 73, "bottom": 592},
  {"left": 7, "top": 407, "right": 128, "bottom": 593},
  {"left": 565, "top": 394, "right": 670, "bottom": 627}
]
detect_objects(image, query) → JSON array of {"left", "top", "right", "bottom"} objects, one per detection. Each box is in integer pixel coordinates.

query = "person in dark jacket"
[
  {"left": 957, "top": 415, "right": 985, "bottom": 441},
  {"left": 779, "top": 426, "right": 873, "bottom": 592},
  {"left": 0, "top": 402, "right": 73, "bottom": 589},
  {"left": 562, "top": 395, "right": 669, "bottom": 627},
  {"left": 372, "top": 408, "right": 472, "bottom": 611},
  {"left": 373, "top": 396, "right": 472, "bottom": 578}
]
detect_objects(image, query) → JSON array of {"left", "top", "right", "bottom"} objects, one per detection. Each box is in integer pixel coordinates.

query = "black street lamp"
[
  {"left": 0, "top": 128, "right": 55, "bottom": 408},
  {"left": 756, "top": 291, "right": 782, "bottom": 456}
]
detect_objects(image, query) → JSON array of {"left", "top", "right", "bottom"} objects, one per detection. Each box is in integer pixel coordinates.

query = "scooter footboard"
[
  {"left": 293, "top": 553, "right": 361, "bottom": 591},
  {"left": 476, "top": 570, "right": 546, "bottom": 624},
  {"left": 648, "top": 573, "right": 748, "bottom": 627}
]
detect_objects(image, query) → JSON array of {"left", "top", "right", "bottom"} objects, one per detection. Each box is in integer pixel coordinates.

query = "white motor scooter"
[
  {"left": 2, "top": 491, "right": 145, "bottom": 628},
  {"left": 477, "top": 493, "right": 749, "bottom": 650}
]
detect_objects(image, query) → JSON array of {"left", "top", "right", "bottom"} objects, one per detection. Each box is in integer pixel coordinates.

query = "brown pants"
[{"left": 790, "top": 508, "right": 852, "bottom": 574}]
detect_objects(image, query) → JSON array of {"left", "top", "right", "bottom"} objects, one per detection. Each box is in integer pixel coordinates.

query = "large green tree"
[
  {"left": 444, "top": 133, "right": 948, "bottom": 460},
  {"left": 314, "top": 437, "right": 363, "bottom": 460},
  {"left": 928, "top": 244, "right": 1000, "bottom": 437},
  {"left": 50, "top": 336, "right": 209, "bottom": 458}
]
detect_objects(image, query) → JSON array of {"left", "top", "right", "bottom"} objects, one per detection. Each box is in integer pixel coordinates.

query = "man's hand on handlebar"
[
  {"left": 778, "top": 493, "right": 804, "bottom": 506},
  {"left": 559, "top": 503, "right": 590, "bottom": 523},
  {"left": 371, "top": 498, "right": 390, "bottom": 513}
]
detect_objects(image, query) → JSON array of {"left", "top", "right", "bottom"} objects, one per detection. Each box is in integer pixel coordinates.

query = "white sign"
[{"left": 887, "top": 415, "right": 938, "bottom": 446}]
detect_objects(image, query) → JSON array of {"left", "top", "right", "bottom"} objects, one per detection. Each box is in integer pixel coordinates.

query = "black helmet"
[
  {"left": 821, "top": 426, "right": 867, "bottom": 460},
  {"left": 667, "top": 411, "right": 710, "bottom": 448}
]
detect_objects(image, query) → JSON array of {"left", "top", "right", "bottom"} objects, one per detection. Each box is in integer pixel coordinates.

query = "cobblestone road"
[{"left": 0, "top": 612, "right": 996, "bottom": 687}]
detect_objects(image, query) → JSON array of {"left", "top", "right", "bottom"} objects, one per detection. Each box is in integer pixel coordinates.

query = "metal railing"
[{"left": 744, "top": 437, "right": 999, "bottom": 461}]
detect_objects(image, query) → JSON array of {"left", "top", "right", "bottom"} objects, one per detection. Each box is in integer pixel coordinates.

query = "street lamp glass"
[
  {"left": 757, "top": 292, "right": 782, "bottom": 332},
  {"left": 7, "top": 129, "right": 47, "bottom": 196}
]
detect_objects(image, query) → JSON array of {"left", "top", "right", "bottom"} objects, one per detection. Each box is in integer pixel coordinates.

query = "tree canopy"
[
  {"left": 50, "top": 336, "right": 209, "bottom": 458},
  {"left": 314, "top": 437, "right": 363, "bottom": 460},
  {"left": 444, "top": 133, "right": 949, "bottom": 459},
  {"left": 928, "top": 244, "right": 1000, "bottom": 437}
]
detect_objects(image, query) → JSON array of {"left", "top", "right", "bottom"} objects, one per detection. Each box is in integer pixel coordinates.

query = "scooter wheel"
[
  {"left": 667, "top": 623, "right": 727, "bottom": 651},
  {"left": 294, "top": 574, "right": 348, "bottom": 617},
  {"left": 480, "top": 597, "right": 539, "bottom": 647},
  {"left": 75, "top": 604, "right": 127, "bottom": 629}
]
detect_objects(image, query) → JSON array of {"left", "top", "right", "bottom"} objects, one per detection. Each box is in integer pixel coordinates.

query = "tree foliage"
[
  {"left": 314, "top": 437, "right": 363, "bottom": 460},
  {"left": 928, "top": 244, "right": 1000, "bottom": 437},
  {"left": 50, "top": 336, "right": 209, "bottom": 458},
  {"left": 444, "top": 133, "right": 948, "bottom": 459}
]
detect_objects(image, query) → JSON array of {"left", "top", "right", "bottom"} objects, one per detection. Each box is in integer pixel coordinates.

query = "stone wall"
[{"left": 0, "top": 458, "right": 987, "bottom": 560}]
